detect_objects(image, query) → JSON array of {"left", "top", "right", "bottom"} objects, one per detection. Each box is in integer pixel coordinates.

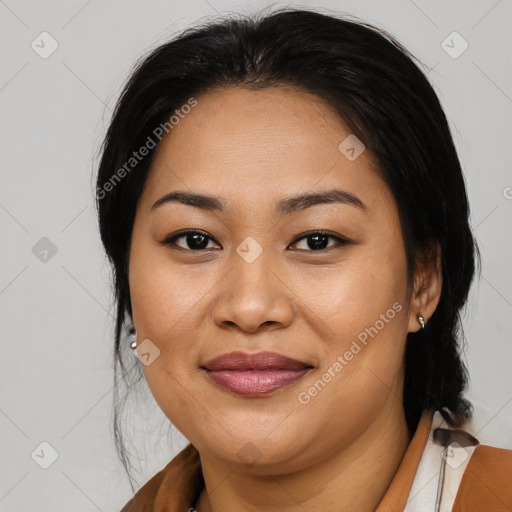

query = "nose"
[{"left": 211, "top": 249, "right": 294, "bottom": 333}]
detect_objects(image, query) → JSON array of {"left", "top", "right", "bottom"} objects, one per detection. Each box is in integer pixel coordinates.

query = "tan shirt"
[{"left": 120, "top": 409, "right": 512, "bottom": 511}]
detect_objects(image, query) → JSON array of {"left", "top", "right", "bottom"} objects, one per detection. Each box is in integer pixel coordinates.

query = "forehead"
[{"left": 141, "top": 85, "right": 392, "bottom": 217}]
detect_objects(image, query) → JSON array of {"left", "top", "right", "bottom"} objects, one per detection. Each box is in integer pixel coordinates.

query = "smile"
[
  {"left": 201, "top": 351, "right": 313, "bottom": 396},
  {"left": 204, "top": 368, "right": 311, "bottom": 396}
]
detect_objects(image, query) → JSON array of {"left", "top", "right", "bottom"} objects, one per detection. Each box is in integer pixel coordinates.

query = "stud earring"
[
  {"left": 128, "top": 325, "right": 137, "bottom": 349},
  {"left": 417, "top": 313, "right": 426, "bottom": 329}
]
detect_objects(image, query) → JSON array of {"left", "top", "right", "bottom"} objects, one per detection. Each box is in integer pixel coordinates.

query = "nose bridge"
[
  {"left": 211, "top": 239, "right": 293, "bottom": 332},
  {"left": 229, "top": 238, "right": 276, "bottom": 301}
]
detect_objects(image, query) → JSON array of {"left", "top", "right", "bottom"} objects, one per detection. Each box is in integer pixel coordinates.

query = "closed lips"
[
  {"left": 201, "top": 351, "right": 312, "bottom": 371},
  {"left": 201, "top": 351, "right": 313, "bottom": 396}
]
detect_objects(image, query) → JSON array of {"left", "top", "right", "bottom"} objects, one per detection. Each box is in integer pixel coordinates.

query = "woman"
[{"left": 95, "top": 8, "right": 512, "bottom": 511}]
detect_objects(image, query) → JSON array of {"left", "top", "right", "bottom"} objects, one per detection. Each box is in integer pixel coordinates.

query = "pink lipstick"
[{"left": 201, "top": 351, "right": 312, "bottom": 396}]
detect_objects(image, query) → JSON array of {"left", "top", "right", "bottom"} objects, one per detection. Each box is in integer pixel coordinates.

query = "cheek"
[
  {"left": 128, "top": 240, "right": 215, "bottom": 407},
  {"left": 129, "top": 242, "right": 218, "bottom": 342},
  {"left": 293, "top": 246, "right": 409, "bottom": 400},
  {"left": 296, "top": 249, "right": 407, "bottom": 343}
]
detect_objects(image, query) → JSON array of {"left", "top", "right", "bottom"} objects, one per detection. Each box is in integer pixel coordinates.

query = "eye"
[
  {"left": 288, "top": 230, "right": 349, "bottom": 251},
  {"left": 162, "top": 230, "right": 221, "bottom": 251},
  {"left": 161, "top": 229, "right": 349, "bottom": 252}
]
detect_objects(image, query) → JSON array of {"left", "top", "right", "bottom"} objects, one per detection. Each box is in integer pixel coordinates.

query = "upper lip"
[{"left": 201, "top": 351, "right": 312, "bottom": 371}]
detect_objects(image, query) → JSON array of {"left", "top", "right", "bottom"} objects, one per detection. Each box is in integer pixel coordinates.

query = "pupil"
[
  {"left": 188, "top": 233, "right": 208, "bottom": 250},
  {"left": 309, "top": 234, "right": 328, "bottom": 250}
]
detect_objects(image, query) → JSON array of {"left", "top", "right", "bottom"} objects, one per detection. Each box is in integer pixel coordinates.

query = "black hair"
[{"left": 95, "top": 7, "right": 480, "bottom": 490}]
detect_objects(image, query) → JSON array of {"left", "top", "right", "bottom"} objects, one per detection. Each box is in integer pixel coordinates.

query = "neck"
[{"left": 195, "top": 400, "right": 411, "bottom": 512}]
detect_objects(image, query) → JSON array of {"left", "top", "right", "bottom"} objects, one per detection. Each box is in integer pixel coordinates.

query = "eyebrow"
[{"left": 150, "top": 188, "right": 367, "bottom": 216}]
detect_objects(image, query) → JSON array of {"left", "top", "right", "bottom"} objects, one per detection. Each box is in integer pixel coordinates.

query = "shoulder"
[
  {"left": 404, "top": 409, "right": 512, "bottom": 512},
  {"left": 117, "top": 464, "right": 168, "bottom": 512},
  {"left": 452, "top": 443, "right": 512, "bottom": 511},
  {"left": 430, "top": 411, "right": 512, "bottom": 511},
  {"left": 118, "top": 444, "right": 203, "bottom": 512}
]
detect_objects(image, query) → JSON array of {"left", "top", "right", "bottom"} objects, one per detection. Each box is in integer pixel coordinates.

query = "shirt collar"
[
  {"left": 128, "top": 409, "right": 434, "bottom": 512},
  {"left": 376, "top": 409, "right": 434, "bottom": 511}
]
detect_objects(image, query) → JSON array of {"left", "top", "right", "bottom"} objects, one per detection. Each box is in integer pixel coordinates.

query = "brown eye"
[
  {"left": 289, "top": 231, "right": 350, "bottom": 251},
  {"left": 163, "top": 230, "right": 221, "bottom": 251}
]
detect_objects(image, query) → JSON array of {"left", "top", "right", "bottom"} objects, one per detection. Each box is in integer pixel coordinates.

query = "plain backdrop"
[{"left": 1, "top": 0, "right": 511, "bottom": 510}]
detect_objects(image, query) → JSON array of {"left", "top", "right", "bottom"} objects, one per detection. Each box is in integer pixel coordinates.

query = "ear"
[{"left": 407, "top": 240, "right": 443, "bottom": 333}]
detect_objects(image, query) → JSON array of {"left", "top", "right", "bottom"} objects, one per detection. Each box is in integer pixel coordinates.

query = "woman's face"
[{"left": 128, "top": 85, "right": 422, "bottom": 473}]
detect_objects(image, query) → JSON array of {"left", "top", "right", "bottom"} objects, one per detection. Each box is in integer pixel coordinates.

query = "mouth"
[{"left": 201, "top": 351, "right": 313, "bottom": 396}]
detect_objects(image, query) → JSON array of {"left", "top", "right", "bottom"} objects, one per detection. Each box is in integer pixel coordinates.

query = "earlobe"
[{"left": 407, "top": 240, "right": 443, "bottom": 333}]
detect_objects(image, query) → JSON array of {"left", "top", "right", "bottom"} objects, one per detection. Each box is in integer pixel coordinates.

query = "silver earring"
[
  {"left": 128, "top": 325, "right": 137, "bottom": 349},
  {"left": 417, "top": 313, "right": 426, "bottom": 329}
]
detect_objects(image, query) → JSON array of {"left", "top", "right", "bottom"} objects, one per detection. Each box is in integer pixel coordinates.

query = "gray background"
[{"left": 1, "top": 0, "right": 511, "bottom": 510}]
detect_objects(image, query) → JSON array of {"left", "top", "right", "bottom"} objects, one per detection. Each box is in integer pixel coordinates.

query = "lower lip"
[{"left": 204, "top": 369, "right": 310, "bottom": 396}]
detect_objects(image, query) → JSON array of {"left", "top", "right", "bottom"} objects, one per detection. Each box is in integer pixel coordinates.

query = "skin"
[{"left": 128, "top": 85, "right": 442, "bottom": 511}]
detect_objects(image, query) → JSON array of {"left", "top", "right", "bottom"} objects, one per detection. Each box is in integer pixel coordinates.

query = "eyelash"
[{"left": 161, "top": 229, "right": 350, "bottom": 252}]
